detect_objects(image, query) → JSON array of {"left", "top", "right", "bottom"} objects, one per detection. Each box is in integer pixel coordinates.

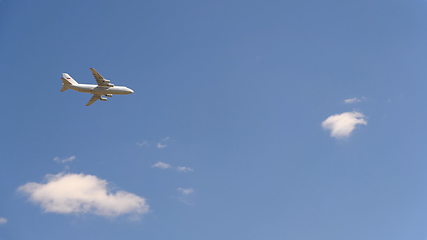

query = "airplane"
[{"left": 60, "top": 68, "right": 134, "bottom": 106}]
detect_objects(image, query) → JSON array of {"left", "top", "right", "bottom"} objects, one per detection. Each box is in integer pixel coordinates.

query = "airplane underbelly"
[
  {"left": 93, "top": 89, "right": 108, "bottom": 95},
  {"left": 104, "top": 89, "right": 126, "bottom": 95},
  {"left": 72, "top": 86, "right": 93, "bottom": 93},
  {"left": 109, "top": 90, "right": 126, "bottom": 95},
  {"left": 92, "top": 87, "right": 128, "bottom": 95},
  {"left": 92, "top": 87, "right": 116, "bottom": 95}
]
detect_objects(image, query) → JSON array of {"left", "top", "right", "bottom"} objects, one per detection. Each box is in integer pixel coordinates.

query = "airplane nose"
[{"left": 128, "top": 88, "right": 134, "bottom": 94}]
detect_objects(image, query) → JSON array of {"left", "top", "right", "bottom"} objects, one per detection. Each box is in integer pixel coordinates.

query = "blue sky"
[{"left": 2, "top": 0, "right": 427, "bottom": 239}]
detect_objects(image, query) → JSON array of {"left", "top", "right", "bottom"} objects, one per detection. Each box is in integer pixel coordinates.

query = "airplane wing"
[
  {"left": 89, "top": 68, "right": 114, "bottom": 87},
  {"left": 86, "top": 94, "right": 100, "bottom": 106}
]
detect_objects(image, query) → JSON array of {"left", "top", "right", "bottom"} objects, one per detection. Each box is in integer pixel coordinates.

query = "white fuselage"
[{"left": 70, "top": 84, "right": 134, "bottom": 95}]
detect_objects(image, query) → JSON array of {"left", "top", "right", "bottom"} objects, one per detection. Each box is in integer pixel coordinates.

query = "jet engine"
[
  {"left": 102, "top": 79, "right": 114, "bottom": 87},
  {"left": 105, "top": 94, "right": 113, "bottom": 97},
  {"left": 100, "top": 97, "right": 107, "bottom": 101}
]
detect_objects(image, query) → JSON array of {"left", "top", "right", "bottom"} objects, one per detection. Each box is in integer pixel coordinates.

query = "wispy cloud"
[
  {"left": 176, "top": 166, "right": 194, "bottom": 172},
  {"left": 156, "top": 137, "right": 170, "bottom": 149},
  {"left": 137, "top": 137, "right": 171, "bottom": 149},
  {"left": 152, "top": 162, "right": 194, "bottom": 173},
  {"left": 344, "top": 97, "right": 364, "bottom": 104},
  {"left": 18, "top": 173, "right": 149, "bottom": 217},
  {"left": 53, "top": 155, "right": 76, "bottom": 164},
  {"left": 136, "top": 141, "right": 149, "bottom": 148},
  {"left": 0, "top": 217, "right": 7, "bottom": 224},
  {"left": 177, "top": 187, "right": 194, "bottom": 195},
  {"left": 156, "top": 143, "right": 167, "bottom": 149},
  {"left": 322, "top": 111, "right": 367, "bottom": 139},
  {"left": 152, "top": 161, "right": 172, "bottom": 169}
]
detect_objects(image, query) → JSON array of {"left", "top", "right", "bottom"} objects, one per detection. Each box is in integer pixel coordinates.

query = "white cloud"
[
  {"left": 156, "top": 143, "right": 167, "bottom": 149},
  {"left": 176, "top": 166, "right": 194, "bottom": 172},
  {"left": 156, "top": 137, "right": 170, "bottom": 149},
  {"left": 152, "top": 161, "right": 171, "bottom": 169},
  {"left": 137, "top": 137, "right": 172, "bottom": 149},
  {"left": 344, "top": 97, "right": 362, "bottom": 104},
  {"left": 152, "top": 162, "right": 194, "bottom": 173},
  {"left": 321, "top": 111, "right": 367, "bottom": 139},
  {"left": 18, "top": 173, "right": 149, "bottom": 217},
  {"left": 177, "top": 187, "right": 194, "bottom": 195},
  {"left": 0, "top": 217, "right": 7, "bottom": 224},
  {"left": 136, "top": 141, "right": 149, "bottom": 147},
  {"left": 53, "top": 155, "right": 76, "bottom": 164}
]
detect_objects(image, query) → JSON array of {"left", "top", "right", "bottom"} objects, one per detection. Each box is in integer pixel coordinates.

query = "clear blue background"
[{"left": 1, "top": 0, "right": 427, "bottom": 239}]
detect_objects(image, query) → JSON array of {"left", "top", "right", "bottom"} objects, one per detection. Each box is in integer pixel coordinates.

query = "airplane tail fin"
[{"left": 60, "top": 73, "right": 78, "bottom": 92}]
